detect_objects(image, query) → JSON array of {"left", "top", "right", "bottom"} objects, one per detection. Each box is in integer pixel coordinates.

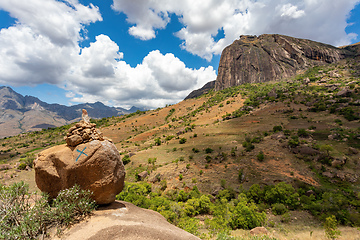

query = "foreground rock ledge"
[
  {"left": 34, "top": 140, "right": 125, "bottom": 205},
  {"left": 52, "top": 201, "right": 200, "bottom": 240}
]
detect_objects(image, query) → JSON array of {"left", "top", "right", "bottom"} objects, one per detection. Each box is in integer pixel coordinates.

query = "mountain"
[
  {"left": 0, "top": 86, "right": 140, "bottom": 138},
  {"left": 214, "top": 34, "right": 358, "bottom": 91},
  {"left": 184, "top": 80, "right": 215, "bottom": 100},
  {"left": 1, "top": 52, "right": 360, "bottom": 238}
]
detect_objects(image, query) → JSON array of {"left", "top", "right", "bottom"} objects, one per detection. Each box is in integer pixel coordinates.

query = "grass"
[{"left": 0, "top": 60, "right": 360, "bottom": 238}]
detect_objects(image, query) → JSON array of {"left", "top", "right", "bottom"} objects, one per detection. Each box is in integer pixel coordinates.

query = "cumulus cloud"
[
  {"left": 66, "top": 37, "right": 216, "bottom": 108},
  {"left": 0, "top": 0, "right": 102, "bottom": 86},
  {"left": 0, "top": 0, "right": 216, "bottom": 109},
  {"left": 112, "top": 0, "right": 360, "bottom": 60},
  {"left": 0, "top": 0, "right": 102, "bottom": 46}
]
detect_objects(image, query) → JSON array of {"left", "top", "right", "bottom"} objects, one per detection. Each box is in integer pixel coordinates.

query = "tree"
[
  {"left": 324, "top": 215, "right": 341, "bottom": 240},
  {"left": 154, "top": 137, "right": 161, "bottom": 146},
  {"left": 320, "top": 144, "right": 333, "bottom": 157}
]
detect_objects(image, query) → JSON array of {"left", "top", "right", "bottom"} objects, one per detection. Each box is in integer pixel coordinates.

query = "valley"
[{"left": 1, "top": 58, "right": 360, "bottom": 239}]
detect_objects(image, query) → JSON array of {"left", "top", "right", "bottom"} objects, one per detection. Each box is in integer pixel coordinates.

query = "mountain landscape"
[
  {"left": 0, "top": 86, "right": 144, "bottom": 138},
  {"left": 1, "top": 34, "right": 360, "bottom": 239}
]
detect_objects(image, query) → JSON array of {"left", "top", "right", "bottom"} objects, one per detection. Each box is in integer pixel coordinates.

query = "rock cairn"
[
  {"left": 64, "top": 109, "right": 109, "bottom": 147},
  {"left": 35, "top": 109, "right": 125, "bottom": 205}
]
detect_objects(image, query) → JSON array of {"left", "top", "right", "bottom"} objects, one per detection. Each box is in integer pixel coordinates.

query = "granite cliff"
[{"left": 214, "top": 34, "right": 357, "bottom": 91}]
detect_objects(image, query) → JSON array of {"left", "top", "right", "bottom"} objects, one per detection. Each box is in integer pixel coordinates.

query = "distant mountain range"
[{"left": 0, "top": 86, "right": 144, "bottom": 138}]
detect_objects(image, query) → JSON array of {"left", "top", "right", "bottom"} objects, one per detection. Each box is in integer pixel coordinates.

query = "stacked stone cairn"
[
  {"left": 34, "top": 109, "right": 124, "bottom": 205},
  {"left": 64, "top": 109, "right": 110, "bottom": 147}
]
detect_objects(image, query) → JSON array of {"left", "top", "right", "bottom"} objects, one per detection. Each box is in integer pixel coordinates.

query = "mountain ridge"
[
  {"left": 215, "top": 34, "right": 358, "bottom": 91},
  {"left": 0, "top": 86, "right": 144, "bottom": 138}
]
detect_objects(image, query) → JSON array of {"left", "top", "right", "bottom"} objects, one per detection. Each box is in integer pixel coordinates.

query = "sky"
[{"left": 0, "top": 0, "right": 360, "bottom": 109}]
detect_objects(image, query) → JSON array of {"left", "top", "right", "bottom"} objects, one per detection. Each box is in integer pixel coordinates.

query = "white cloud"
[
  {"left": 66, "top": 37, "right": 216, "bottom": 108},
  {"left": 0, "top": 0, "right": 102, "bottom": 87},
  {"left": 0, "top": 0, "right": 102, "bottom": 46},
  {"left": 112, "top": 0, "right": 360, "bottom": 60}
]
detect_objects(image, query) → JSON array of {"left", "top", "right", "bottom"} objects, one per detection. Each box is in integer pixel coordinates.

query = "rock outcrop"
[
  {"left": 185, "top": 80, "right": 216, "bottom": 100},
  {"left": 215, "top": 34, "right": 355, "bottom": 91},
  {"left": 34, "top": 111, "right": 125, "bottom": 205},
  {"left": 52, "top": 201, "right": 200, "bottom": 240}
]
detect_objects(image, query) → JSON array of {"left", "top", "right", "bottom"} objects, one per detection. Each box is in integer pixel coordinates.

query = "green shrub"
[
  {"left": 324, "top": 215, "right": 341, "bottom": 240},
  {"left": 272, "top": 203, "right": 288, "bottom": 215},
  {"left": 122, "top": 155, "right": 131, "bottom": 165},
  {"left": 264, "top": 182, "right": 300, "bottom": 209},
  {"left": 297, "top": 129, "right": 309, "bottom": 137},
  {"left": 273, "top": 125, "right": 283, "bottom": 132},
  {"left": 179, "top": 138, "right": 187, "bottom": 144},
  {"left": 154, "top": 137, "right": 161, "bottom": 146},
  {"left": 257, "top": 151, "right": 265, "bottom": 162},
  {"left": 205, "top": 148, "right": 214, "bottom": 153},
  {"left": 0, "top": 182, "right": 95, "bottom": 240},
  {"left": 288, "top": 136, "right": 299, "bottom": 148},
  {"left": 192, "top": 148, "right": 200, "bottom": 153},
  {"left": 242, "top": 141, "right": 254, "bottom": 152},
  {"left": 17, "top": 162, "right": 27, "bottom": 170}
]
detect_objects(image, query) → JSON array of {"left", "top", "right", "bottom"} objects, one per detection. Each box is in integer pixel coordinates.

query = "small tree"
[
  {"left": 154, "top": 137, "right": 161, "bottom": 146},
  {"left": 324, "top": 215, "right": 341, "bottom": 240},
  {"left": 320, "top": 144, "right": 333, "bottom": 157}
]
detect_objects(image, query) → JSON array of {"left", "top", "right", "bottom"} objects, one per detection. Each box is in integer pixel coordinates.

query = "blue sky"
[{"left": 0, "top": 0, "right": 359, "bottom": 109}]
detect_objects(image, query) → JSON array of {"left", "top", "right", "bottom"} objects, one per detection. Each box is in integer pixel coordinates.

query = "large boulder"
[
  {"left": 52, "top": 201, "right": 200, "bottom": 240},
  {"left": 34, "top": 140, "right": 125, "bottom": 205}
]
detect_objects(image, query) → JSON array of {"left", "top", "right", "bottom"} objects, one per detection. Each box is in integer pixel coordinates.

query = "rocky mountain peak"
[{"left": 214, "top": 34, "right": 356, "bottom": 91}]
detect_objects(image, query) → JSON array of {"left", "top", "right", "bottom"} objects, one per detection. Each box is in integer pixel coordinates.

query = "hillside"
[
  {"left": 0, "top": 86, "right": 143, "bottom": 138},
  {"left": 214, "top": 34, "right": 358, "bottom": 91},
  {"left": 1, "top": 56, "right": 360, "bottom": 238}
]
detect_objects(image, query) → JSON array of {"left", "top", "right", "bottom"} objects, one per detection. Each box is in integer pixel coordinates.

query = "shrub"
[
  {"left": 273, "top": 125, "right": 283, "bottom": 132},
  {"left": 257, "top": 151, "right": 265, "bottom": 162},
  {"left": 122, "top": 154, "right": 131, "bottom": 165},
  {"left": 205, "top": 148, "right": 214, "bottom": 154},
  {"left": 148, "top": 157, "right": 157, "bottom": 166},
  {"left": 288, "top": 136, "right": 299, "bottom": 148},
  {"left": 206, "top": 155, "right": 212, "bottom": 163},
  {"left": 192, "top": 148, "right": 200, "bottom": 153},
  {"left": 272, "top": 203, "right": 288, "bottom": 215},
  {"left": 324, "top": 215, "right": 341, "bottom": 240},
  {"left": 242, "top": 141, "right": 254, "bottom": 152},
  {"left": 264, "top": 182, "right": 300, "bottom": 209},
  {"left": 17, "top": 162, "right": 27, "bottom": 170},
  {"left": 0, "top": 182, "right": 96, "bottom": 240},
  {"left": 179, "top": 138, "right": 187, "bottom": 144},
  {"left": 165, "top": 135, "right": 174, "bottom": 141},
  {"left": 297, "top": 129, "right": 309, "bottom": 137},
  {"left": 229, "top": 194, "right": 267, "bottom": 230},
  {"left": 154, "top": 137, "right": 161, "bottom": 146}
]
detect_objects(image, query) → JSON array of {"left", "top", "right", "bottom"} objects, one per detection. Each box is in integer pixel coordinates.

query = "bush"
[
  {"left": 17, "top": 162, "right": 27, "bottom": 170},
  {"left": 122, "top": 155, "right": 131, "bottom": 165},
  {"left": 242, "top": 141, "right": 254, "bottom": 152},
  {"left": 154, "top": 137, "right": 161, "bottom": 146},
  {"left": 205, "top": 148, "right": 214, "bottom": 154},
  {"left": 324, "top": 215, "right": 341, "bottom": 240},
  {"left": 257, "top": 151, "right": 265, "bottom": 161},
  {"left": 0, "top": 182, "right": 96, "bottom": 240},
  {"left": 297, "top": 129, "right": 309, "bottom": 137},
  {"left": 192, "top": 148, "right": 200, "bottom": 153},
  {"left": 179, "top": 138, "right": 187, "bottom": 144},
  {"left": 272, "top": 203, "right": 288, "bottom": 215},
  {"left": 273, "top": 125, "right": 283, "bottom": 132}
]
